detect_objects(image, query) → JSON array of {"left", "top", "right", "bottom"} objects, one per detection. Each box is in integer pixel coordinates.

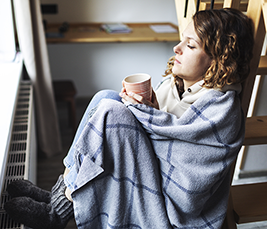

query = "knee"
[
  {"left": 87, "top": 90, "right": 121, "bottom": 112},
  {"left": 93, "top": 90, "right": 121, "bottom": 102}
]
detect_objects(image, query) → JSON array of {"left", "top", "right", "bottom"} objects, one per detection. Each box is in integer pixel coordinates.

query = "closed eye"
[{"left": 187, "top": 44, "right": 195, "bottom": 49}]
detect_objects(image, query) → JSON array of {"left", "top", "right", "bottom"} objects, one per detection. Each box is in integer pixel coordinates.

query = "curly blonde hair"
[{"left": 163, "top": 8, "right": 254, "bottom": 90}]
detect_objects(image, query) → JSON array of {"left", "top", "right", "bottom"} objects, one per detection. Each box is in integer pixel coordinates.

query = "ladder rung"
[
  {"left": 232, "top": 182, "right": 267, "bottom": 224},
  {"left": 257, "top": 55, "right": 267, "bottom": 75},
  {"left": 244, "top": 116, "right": 267, "bottom": 145}
]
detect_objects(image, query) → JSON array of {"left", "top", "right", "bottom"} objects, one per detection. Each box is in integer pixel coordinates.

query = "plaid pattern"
[{"left": 72, "top": 89, "right": 244, "bottom": 229}]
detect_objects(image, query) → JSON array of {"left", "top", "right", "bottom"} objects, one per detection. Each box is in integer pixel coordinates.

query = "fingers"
[
  {"left": 127, "top": 92, "right": 153, "bottom": 107},
  {"left": 120, "top": 92, "right": 140, "bottom": 104},
  {"left": 120, "top": 87, "right": 126, "bottom": 94},
  {"left": 119, "top": 90, "right": 159, "bottom": 110}
]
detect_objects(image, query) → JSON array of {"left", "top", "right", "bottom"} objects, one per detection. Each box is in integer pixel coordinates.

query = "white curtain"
[{"left": 13, "top": 0, "right": 62, "bottom": 157}]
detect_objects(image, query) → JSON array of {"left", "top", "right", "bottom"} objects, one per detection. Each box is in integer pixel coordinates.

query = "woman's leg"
[
  {"left": 86, "top": 89, "right": 121, "bottom": 111},
  {"left": 63, "top": 90, "right": 121, "bottom": 192},
  {"left": 66, "top": 90, "right": 121, "bottom": 159}
]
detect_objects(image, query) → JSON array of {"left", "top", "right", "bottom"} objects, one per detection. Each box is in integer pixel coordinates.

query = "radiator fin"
[{"left": 0, "top": 81, "right": 34, "bottom": 229}]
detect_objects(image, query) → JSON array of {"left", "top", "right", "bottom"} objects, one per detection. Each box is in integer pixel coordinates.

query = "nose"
[{"left": 173, "top": 42, "right": 182, "bottom": 55}]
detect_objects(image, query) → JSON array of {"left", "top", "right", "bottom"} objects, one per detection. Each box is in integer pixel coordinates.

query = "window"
[
  {"left": 0, "top": 0, "right": 16, "bottom": 62},
  {"left": 0, "top": 0, "right": 22, "bottom": 190}
]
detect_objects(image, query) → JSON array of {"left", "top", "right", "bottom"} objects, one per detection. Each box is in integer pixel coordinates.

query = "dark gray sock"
[
  {"left": 51, "top": 174, "right": 74, "bottom": 220},
  {"left": 4, "top": 175, "right": 74, "bottom": 229},
  {"left": 7, "top": 179, "right": 51, "bottom": 203}
]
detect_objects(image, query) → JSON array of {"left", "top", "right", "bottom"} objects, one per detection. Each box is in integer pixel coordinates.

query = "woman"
[{"left": 5, "top": 8, "right": 254, "bottom": 229}]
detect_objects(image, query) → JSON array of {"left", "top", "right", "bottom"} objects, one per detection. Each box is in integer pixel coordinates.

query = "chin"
[
  {"left": 172, "top": 66, "right": 181, "bottom": 76},
  {"left": 172, "top": 70, "right": 182, "bottom": 78}
]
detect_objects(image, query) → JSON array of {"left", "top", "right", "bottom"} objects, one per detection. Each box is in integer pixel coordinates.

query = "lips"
[{"left": 175, "top": 59, "right": 181, "bottom": 64}]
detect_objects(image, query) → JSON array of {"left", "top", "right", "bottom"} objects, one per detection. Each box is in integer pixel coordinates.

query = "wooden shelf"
[
  {"left": 244, "top": 116, "right": 267, "bottom": 145},
  {"left": 45, "top": 23, "right": 180, "bottom": 44}
]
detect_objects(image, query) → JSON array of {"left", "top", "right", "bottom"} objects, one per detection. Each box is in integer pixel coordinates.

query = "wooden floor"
[{"left": 37, "top": 98, "right": 90, "bottom": 229}]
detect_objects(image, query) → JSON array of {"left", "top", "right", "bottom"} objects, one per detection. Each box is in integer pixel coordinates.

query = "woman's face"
[{"left": 172, "top": 21, "right": 212, "bottom": 88}]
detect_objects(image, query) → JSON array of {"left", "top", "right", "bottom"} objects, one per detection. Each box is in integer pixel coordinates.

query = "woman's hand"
[{"left": 119, "top": 88, "right": 159, "bottom": 110}]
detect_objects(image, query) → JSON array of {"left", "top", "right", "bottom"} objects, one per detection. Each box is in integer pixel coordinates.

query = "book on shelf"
[
  {"left": 101, "top": 23, "right": 132, "bottom": 34},
  {"left": 149, "top": 25, "right": 178, "bottom": 33}
]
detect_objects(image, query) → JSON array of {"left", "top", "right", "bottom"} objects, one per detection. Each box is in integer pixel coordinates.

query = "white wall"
[
  {"left": 41, "top": 0, "right": 178, "bottom": 24},
  {"left": 41, "top": 0, "right": 179, "bottom": 97},
  {"left": 47, "top": 42, "right": 176, "bottom": 97}
]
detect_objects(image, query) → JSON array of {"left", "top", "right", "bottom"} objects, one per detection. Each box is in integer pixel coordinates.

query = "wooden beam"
[
  {"left": 175, "top": 0, "right": 197, "bottom": 39},
  {"left": 199, "top": 0, "right": 248, "bottom": 11},
  {"left": 223, "top": 0, "right": 240, "bottom": 9}
]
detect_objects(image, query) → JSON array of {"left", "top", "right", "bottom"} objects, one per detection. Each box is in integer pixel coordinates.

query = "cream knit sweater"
[{"left": 155, "top": 76, "right": 241, "bottom": 118}]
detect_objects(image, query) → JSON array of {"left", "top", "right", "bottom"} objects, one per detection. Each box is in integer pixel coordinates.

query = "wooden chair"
[{"left": 174, "top": 0, "right": 267, "bottom": 228}]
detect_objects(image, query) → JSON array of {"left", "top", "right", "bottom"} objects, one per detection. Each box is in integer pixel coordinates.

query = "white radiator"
[{"left": 0, "top": 81, "right": 37, "bottom": 229}]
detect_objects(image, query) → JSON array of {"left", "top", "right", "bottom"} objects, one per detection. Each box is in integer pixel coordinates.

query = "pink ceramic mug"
[{"left": 123, "top": 73, "right": 152, "bottom": 101}]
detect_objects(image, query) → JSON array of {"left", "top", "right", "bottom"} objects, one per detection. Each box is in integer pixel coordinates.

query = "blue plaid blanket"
[{"left": 72, "top": 89, "right": 244, "bottom": 229}]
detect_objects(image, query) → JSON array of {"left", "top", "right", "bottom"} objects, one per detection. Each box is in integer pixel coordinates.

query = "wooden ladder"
[{"left": 174, "top": 0, "right": 267, "bottom": 228}]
